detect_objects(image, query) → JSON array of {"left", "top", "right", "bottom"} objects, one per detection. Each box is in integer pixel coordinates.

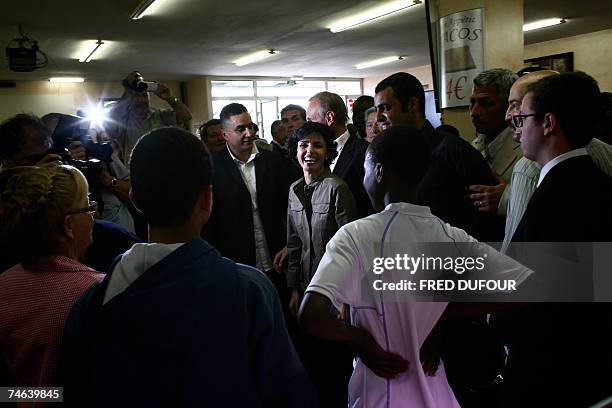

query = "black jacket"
[
  {"left": 202, "top": 147, "right": 298, "bottom": 268},
  {"left": 332, "top": 131, "right": 373, "bottom": 218},
  {"left": 418, "top": 121, "right": 505, "bottom": 241}
]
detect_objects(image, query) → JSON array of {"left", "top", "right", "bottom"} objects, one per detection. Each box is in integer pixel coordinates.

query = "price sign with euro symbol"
[{"left": 439, "top": 8, "right": 484, "bottom": 108}]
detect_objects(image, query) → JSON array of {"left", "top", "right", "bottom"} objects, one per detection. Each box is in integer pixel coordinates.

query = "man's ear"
[
  {"left": 375, "top": 162, "right": 384, "bottom": 184},
  {"left": 408, "top": 97, "right": 420, "bottom": 114},
  {"left": 61, "top": 215, "right": 76, "bottom": 240},
  {"left": 325, "top": 110, "right": 336, "bottom": 127},
  {"left": 542, "top": 112, "right": 556, "bottom": 136},
  {"left": 129, "top": 189, "right": 143, "bottom": 214}
]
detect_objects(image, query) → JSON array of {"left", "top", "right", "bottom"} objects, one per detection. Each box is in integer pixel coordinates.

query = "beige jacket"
[{"left": 286, "top": 170, "right": 357, "bottom": 290}]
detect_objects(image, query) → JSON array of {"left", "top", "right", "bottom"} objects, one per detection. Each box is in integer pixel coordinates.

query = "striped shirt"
[{"left": 0, "top": 257, "right": 103, "bottom": 388}]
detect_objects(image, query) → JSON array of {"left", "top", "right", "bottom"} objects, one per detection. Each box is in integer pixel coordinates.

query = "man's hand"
[
  {"left": 288, "top": 289, "right": 300, "bottom": 316},
  {"left": 352, "top": 329, "right": 409, "bottom": 379},
  {"left": 273, "top": 246, "right": 288, "bottom": 274},
  {"left": 99, "top": 164, "right": 114, "bottom": 187},
  {"left": 154, "top": 83, "right": 173, "bottom": 102},
  {"left": 67, "top": 141, "right": 87, "bottom": 160},
  {"left": 466, "top": 171, "right": 507, "bottom": 213}
]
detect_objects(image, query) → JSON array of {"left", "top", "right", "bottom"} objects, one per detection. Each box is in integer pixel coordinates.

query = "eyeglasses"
[
  {"left": 66, "top": 201, "right": 97, "bottom": 216},
  {"left": 511, "top": 113, "right": 537, "bottom": 128}
]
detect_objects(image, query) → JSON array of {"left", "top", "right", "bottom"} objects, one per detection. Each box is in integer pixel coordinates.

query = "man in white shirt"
[
  {"left": 299, "top": 125, "right": 532, "bottom": 408},
  {"left": 466, "top": 68, "right": 522, "bottom": 216},
  {"left": 202, "top": 103, "right": 296, "bottom": 277}
]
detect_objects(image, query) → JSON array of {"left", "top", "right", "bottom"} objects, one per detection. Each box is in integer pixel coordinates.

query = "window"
[{"left": 209, "top": 78, "right": 362, "bottom": 141}]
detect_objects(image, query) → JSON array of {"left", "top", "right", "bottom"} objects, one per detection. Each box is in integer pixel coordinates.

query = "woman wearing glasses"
[{"left": 0, "top": 165, "right": 103, "bottom": 387}]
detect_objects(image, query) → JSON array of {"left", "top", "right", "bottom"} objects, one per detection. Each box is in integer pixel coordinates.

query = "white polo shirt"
[{"left": 307, "top": 202, "right": 532, "bottom": 408}]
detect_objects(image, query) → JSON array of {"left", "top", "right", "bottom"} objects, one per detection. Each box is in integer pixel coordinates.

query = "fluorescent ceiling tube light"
[
  {"left": 330, "top": 0, "right": 422, "bottom": 33},
  {"left": 233, "top": 50, "right": 278, "bottom": 67},
  {"left": 523, "top": 18, "right": 566, "bottom": 32},
  {"left": 49, "top": 77, "right": 85, "bottom": 83},
  {"left": 78, "top": 40, "right": 104, "bottom": 63},
  {"left": 129, "top": 0, "right": 157, "bottom": 19},
  {"left": 355, "top": 56, "right": 404, "bottom": 69}
]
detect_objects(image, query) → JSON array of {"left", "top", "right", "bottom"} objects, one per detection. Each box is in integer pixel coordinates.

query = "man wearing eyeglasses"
[
  {"left": 500, "top": 72, "right": 612, "bottom": 407},
  {"left": 202, "top": 103, "right": 297, "bottom": 297},
  {"left": 501, "top": 70, "right": 612, "bottom": 252}
]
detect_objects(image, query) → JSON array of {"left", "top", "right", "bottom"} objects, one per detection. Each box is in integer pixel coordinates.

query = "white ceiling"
[{"left": 1, "top": 0, "right": 611, "bottom": 82}]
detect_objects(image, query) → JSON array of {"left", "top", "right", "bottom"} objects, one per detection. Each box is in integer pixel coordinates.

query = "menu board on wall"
[{"left": 439, "top": 8, "right": 484, "bottom": 108}]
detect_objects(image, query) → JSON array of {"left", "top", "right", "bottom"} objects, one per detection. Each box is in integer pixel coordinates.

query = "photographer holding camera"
[
  {"left": 0, "top": 113, "right": 140, "bottom": 272},
  {"left": 108, "top": 71, "right": 192, "bottom": 164},
  {"left": 41, "top": 113, "right": 135, "bottom": 234}
]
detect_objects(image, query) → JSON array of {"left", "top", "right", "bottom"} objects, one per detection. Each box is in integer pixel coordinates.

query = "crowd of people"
[{"left": 0, "top": 66, "right": 611, "bottom": 407}]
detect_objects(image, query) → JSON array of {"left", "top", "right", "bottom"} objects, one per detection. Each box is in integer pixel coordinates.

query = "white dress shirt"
[
  {"left": 227, "top": 144, "right": 273, "bottom": 271},
  {"left": 329, "top": 129, "right": 350, "bottom": 172},
  {"left": 538, "top": 148, "right": 588, "bottom": 187}
]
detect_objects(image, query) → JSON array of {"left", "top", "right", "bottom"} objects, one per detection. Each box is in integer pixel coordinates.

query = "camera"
[
  {"left": 122, "top": 72, "right": 158, "bottom": 92},
  {"left": 51, "top": 114, "right": 114, "bottom": 163},
  {"left": 49, "top": 113, "right": 115, "bottom": 190},
  {"left": 46, "top": 144, "right": 103, "bottom": 188}
]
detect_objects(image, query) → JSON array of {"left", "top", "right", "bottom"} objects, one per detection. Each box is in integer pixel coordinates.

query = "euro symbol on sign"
[{"left": 454, "top": 76, "right": 468, "bottom": 100}]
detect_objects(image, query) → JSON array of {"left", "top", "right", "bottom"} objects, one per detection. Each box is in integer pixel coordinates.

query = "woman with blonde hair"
[{"left": 0, "top": 165, "right": 103, "bottom": 387}]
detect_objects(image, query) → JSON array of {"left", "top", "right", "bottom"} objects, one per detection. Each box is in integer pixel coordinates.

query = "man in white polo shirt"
[{"left": 299, "top": 125, "right": 531, "bottom": 408}]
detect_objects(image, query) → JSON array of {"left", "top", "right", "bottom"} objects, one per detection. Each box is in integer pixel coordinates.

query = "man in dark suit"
[
  {"left": 504, "top": 72, "right": 612, "bottom": 407},
  {"left": 374, "top": 72, "right": 504, "bottom": 241},
  {"left": 202, "top": 103, "right": 295, "bottom": 279},
  {"left": 269, "top": 119, "right": 288, "bottom": 156},
  {"left": 307, "top": 91, "right": 373, "bottom": 218}
]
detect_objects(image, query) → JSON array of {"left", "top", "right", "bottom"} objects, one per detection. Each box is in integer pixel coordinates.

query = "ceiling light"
[
  {"left": 49, "top": 77, "right": 85, "bottom": 83},
  {"left": 330, "top": 0, "right": 422, "bottom": 33},
  {"left": 523, "top": 18, "right": 566, "bottom": 32},
  {"left": 78, "top": 40, "right": 104, "bottom": 63},
  {"left": 233, "top": 50, "right": 278, "bottom": 67},
  {"left": 355, "top": 56, "right": 405, "bottom": 70},
  {"left": 129, "top": 0, "right": 157, "bottom": 19}
]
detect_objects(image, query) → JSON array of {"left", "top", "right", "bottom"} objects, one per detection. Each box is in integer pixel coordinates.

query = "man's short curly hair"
[{"left": 286, "top": 122, "right": 338, "bottom": 168}]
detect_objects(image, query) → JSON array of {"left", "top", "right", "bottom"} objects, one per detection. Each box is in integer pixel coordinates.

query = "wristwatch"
[{"left": 111, "top": 178, "right": 118, "bottom": 187}]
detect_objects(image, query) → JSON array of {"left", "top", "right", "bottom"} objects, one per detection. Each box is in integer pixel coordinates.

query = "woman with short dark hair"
[
  {"left": 285, "top": 121, "right": 358, "bottom": 405},
  {"left": 286, "top": 122, "right": 358, "bottom": 312}
]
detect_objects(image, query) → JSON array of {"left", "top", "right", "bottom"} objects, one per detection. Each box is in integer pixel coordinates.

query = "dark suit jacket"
[
  {"left": 513, "top": 155, "right": 612, "bottom": 242},
  {"left": 202, "top": 147, "right": 297, "bottom": 267},
  {"left": 502, "top": 155, "right": 612, "bottom": 407},
  {"left": 332, "top": 131, "right": 373, "bottom": 218},
  {"left": 418, "top": 121, "right": 505, "bottom": 241},
  {"left": 270, "top": 140, "right": 285, "bottom": 156}
]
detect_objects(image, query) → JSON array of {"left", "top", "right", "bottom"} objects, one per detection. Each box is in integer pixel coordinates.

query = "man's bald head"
[{"left": 506, "top": 70, "right": 559, "bottom": 140}]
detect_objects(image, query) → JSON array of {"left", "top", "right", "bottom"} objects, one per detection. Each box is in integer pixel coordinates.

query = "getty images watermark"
[
  {"left": 366, "top": 241, "right": 612, "bottom": 302},
  {"left": 371, "top": 252, "right": 518, "bottom": 293}
]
